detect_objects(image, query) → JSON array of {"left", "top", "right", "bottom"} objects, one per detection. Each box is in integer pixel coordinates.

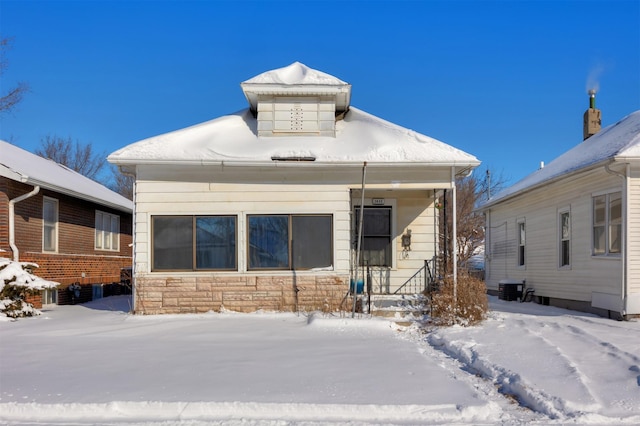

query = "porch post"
[{"left": 451, "top": 167, "right": 458, "bottom": 304}]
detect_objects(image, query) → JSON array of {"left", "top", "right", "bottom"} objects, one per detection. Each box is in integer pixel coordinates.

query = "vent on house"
[{"left": 583, "top": 89, "right": 602, "bottom": 140}]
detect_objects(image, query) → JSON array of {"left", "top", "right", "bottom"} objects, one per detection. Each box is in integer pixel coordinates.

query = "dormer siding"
[{"left": 257, "top": 95, "right": 336, "bottom": 137}]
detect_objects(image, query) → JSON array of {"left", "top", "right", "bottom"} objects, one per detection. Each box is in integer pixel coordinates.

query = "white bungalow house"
[
  {"left": 478, "top": 98, "right": 640, "bottom": 320},
  {"left": 108, "top": 62, "right": 480, "bottom": 315}
]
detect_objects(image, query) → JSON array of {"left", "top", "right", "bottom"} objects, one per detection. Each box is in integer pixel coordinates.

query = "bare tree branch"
[
  {"left": 35, "top": 135, "right": 107, "bottom": 181},
  {"left": 0, "top": 37, "right": 29, "bottom": 114}
]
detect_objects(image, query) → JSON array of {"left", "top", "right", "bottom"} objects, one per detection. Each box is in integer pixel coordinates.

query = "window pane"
[
  {"left": 43, "top": 226, "right": 55, "bottom": 251},
  {"left": 196, "top": 216, "right": 236, "bottom": 269},
  {"left": 561, "top": 213, "right": 570, "bottom": 240},
  {"left": 249, "top": 216, "right": 289, "bottom": 269},
  {"left": 292, "top": 215, "right": 332, "bottom": 269},
  {"left": 609, "top": 192, "right": 622, "bottom": 224},
  {"left": 593, "top": 226, "right": 605, "bottom": 254},
  {"left": 561, "top": 240, "right": 570, "bottom": 266},
  {"left": 95, "top": 212, "right": 103, "bottom": 248},
  {"left": 153, "top": 217, "right": 193, "bottom": 270},
  {"left": 362, "top": 237, "right": 391, "bottom": 266},
  {"left": 111, "top": 216, "right": 119, "bottom": 251},
  {"left": 103, "top": 215, "right": 111, "bottom": 249},
  {"left": 519, "top": 223, "right": 525, "bottom": 245},
  {"left": 609, "top": 224, "right": 621, "bottom": 253},
  {"left": 362, "top": 208, "right": 391, "bottom": 235},
  {"left": 43, "top": 200, "right": 55, "bottom": 223},
  {"left": 593, "top": 196, "right": 606, "bottom": 225}
]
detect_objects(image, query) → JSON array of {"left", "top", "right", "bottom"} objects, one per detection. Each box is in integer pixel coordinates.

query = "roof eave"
[
  {"left": 478, "top": 159, "right": 612, "bottom": 211},
  {"left": 18, "top": 176, "right": 132, "bottom": 213}
]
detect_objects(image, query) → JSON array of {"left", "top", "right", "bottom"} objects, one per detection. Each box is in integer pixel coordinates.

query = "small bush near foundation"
[{"left": 430, "top": 273, "right": 488, "bottom": 326}]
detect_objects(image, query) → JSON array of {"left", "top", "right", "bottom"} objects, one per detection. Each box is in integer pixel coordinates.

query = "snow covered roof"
[
  {"left": 480, "top": 110, "right": 640, "bottom": 209},
  {"left": 1, "top": 141, "right": 132, "bottom": 213},
  {"left": 240, "top": 62, "right": 352, "bottom": 113},
  {"left": 108, "top": 107, "right": 479, "bottom": 169}
]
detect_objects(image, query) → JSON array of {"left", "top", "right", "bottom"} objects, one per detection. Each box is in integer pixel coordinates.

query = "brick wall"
[{"left": 134, "top": 274, "right": 349, "bottom": 315}]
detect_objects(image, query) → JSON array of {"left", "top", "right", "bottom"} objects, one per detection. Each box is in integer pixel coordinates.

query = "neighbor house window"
[
  {"left": 355, "top": 207, "right": 392, "bottom": 267},
  {"left": 593, "top": 192, "right": 622, "bottom": 256},
  {"left": 152, "top": 215, "right": 237, "bottom": 271},
  {"left": 42, "top": 288, "right": 57, "bottom": 305},
  {"left": 248, "top": 214, "right": 332, "bottom": 270},
  {"left": 559, "top": 209, "right": 570, "bottom": 267},
  {"left": 517, "top": 219, "right": 525, "bottom": 267},
  {"left": 95, "top": 211, "right": 120, "bottom": 251},
  {"left": 42, "top": 197, "right": 58, "bottom": 252}
]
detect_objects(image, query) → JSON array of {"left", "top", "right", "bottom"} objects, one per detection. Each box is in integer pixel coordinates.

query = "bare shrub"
[{"left": 430, "top": 273, "right": 488, "bottom": 326}]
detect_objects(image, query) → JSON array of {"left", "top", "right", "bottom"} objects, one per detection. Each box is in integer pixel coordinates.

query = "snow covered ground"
[{"left": 1, "top": 295, "right": 639, "bottom": 425}]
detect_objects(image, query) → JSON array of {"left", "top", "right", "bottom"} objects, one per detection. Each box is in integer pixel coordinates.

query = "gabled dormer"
[{"left": 240, "top": 62, "right": 352, "bottom": 137}]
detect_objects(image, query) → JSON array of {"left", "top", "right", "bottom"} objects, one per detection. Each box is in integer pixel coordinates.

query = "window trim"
[
  {"left": 151, "top": 215, "right": 238, "bottom": 272},
  {"left": 95, "top": 210, "right": 120, "bottom": 252},
  {"left": 42, "top": 197, "right": 58, "bottom": 253},
  {"left": 246, "top": 213, "right": 334, "bottom": 271},
  {"left": 558, "top": 207, "right": 571, "bottom": 269},
  {"left": 592, "top": 191, "right": 622, "bottom": 257}
]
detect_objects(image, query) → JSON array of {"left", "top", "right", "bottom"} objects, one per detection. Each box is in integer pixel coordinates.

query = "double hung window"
[
  {"left": 43, "top": 197, "right": 58, "bottom": 252},
  {"left": 593, "top": 192, "right": 622, "bottom": 256},
  {"left": 517, "top": 220, "right": 525, "bottom": 267},
  {"left": 95, "top": 211, "right": 120, "bottom": 251},
  {"left": 559, "top": 210, "right": 570, "bottom": 267}
]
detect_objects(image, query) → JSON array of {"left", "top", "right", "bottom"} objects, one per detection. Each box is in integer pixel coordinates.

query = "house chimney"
[{"left": 583, "top": 89, "right": 601, "bottom": 140}]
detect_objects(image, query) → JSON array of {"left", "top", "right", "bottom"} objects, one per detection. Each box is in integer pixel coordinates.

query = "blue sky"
[{"left": 1, "top": 0, "right": 639, "bottom": 187}]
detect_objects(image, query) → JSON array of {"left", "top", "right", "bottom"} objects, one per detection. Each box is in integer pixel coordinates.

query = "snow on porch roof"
[
  {"left": 1, "top": 140, "right": 133, "bottom": 213},
  {"left": 108, "top": 106, "right": 480, "bottom": 169},
  {"left": 240, "top": 62, "right": 352, "bottom": 113}
]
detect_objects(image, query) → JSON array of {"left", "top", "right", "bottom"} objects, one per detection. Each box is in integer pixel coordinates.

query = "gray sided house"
[
  {"left": 479, "top": 101, "right": 640, "bottom": 320},
  {"left": 108, "top": 62, "right": 480, "bottom": 315}
]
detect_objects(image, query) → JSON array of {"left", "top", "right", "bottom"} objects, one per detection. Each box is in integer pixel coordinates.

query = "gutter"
[
  {"left": 605, "top": 161, "right": 628, "bottom": 318},
  {"left": 108, "top": 158, "right": 480, "bottom": 169},
  {"left": 9, "top": 185, "right": 40, "bottom": 261}
]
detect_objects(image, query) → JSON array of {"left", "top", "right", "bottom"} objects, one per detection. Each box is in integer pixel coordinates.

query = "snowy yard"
[{"left": 1, "top": 295, "right": 639, "bottom": 425}]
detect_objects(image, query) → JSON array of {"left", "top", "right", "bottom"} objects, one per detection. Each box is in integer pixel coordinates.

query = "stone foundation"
[{"left": 134, "top": 274, "right": 349, "bottom": 315}]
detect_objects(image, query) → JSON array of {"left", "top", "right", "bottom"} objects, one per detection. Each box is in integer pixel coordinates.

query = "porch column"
[{"left": 451, "top": 167, "right": 458, "bottom": 301}]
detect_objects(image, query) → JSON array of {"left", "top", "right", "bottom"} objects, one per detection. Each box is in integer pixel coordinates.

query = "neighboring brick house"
[{"left": 1, "top": 140, "right": 133, "bottom": 308}]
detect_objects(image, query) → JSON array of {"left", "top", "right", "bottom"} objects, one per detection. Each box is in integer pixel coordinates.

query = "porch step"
[{"left": 368, "top": 294, "right": 428, "bottom": 325}]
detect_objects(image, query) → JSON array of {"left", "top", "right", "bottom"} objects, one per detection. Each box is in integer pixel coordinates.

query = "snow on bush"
[{"left": 0, "top": 257, "right": 59, "bottom": 318}]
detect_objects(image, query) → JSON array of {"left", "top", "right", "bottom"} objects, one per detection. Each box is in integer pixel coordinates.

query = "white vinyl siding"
[
  {"left": 133, "top": 167, "right": 442, "bottom": 293},
  {"left": 484, "top": 167, "right": 623, "bottom": 303},
  {"left": 42, "top": 197, "right": 58, "bottom": 252}
]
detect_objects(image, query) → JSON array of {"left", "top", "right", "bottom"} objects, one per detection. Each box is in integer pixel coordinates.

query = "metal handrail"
[{"left": 393, "top": 258, "right": 437, "bottom": 294}]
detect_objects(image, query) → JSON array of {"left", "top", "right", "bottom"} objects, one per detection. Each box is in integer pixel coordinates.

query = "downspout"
[
  {"left": 119, "top": 167, "right": 137, "bottom": 314},
  {"left": 9, "top": 185, "right": 40, "bottom": 261},
  {"left": 605, "top": 162, "right": 628, "bottom": 317},
  {"left": 352, "top": 161, "right": 367, "bottom": 318}
]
